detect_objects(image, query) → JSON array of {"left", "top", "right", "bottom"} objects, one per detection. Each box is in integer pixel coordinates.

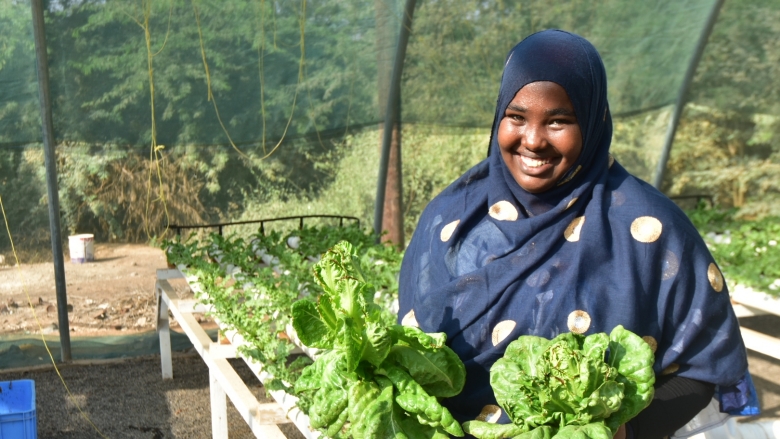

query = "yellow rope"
[
  {"left": 192, "top": 1, "right": 248, "bottom": 159},
  {"left": 151, "top": 0, "right": 174, "bottom": 57},
  {"left": 254, "top": 0, "right": 268, "bottom": 154},
  {"left": 142, "top": 0, "right": 171, "bottom": 240},
  {"left": 0, "top": 194, "right": 110, "bottom": 439},
  {"left": 191, "top": 0, "right": 306, "bottom": 161},
  {"left": 257, "top": 0, "right": 307, "bottom": 160}
]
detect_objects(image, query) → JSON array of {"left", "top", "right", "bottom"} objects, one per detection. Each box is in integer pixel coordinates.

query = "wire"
[
  {"left": 142, "top": 0, "right": 171, "bottom": 241},
  {"left": 192, "top": 0, "right": 249, "bottom": 159},
  {"left": 198, "top": 0, "right": 309, "bottom": 162},
  {"left": 0, "top": 194, "right": 110, "bottom": 439},
  {"left": 257, "top": 0, "right": 307, "bottom": 161},
  {"left": 254, "top": 0, "right": 268, "bottom": 154}
]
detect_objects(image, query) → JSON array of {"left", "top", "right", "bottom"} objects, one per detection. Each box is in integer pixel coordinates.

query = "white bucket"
[{"left": 68, "top": 234, "right": 95, "bottom": 263}]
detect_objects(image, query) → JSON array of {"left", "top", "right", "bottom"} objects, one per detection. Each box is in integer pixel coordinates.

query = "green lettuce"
[
  {"left": 292, "top": 241, "right": 466, "bottom": 438},
  {"left": 464, "top": 326, "right": 655, "bottom": 439}
]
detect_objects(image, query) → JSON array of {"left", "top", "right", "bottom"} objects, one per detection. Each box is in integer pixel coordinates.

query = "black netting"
[{"left": 2, "top": 0, "right": 780, "bottom": 350}]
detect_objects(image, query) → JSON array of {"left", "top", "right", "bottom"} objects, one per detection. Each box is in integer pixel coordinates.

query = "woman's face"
[{"left": 497, "top": 81, "right": 583, "bottom": 194}]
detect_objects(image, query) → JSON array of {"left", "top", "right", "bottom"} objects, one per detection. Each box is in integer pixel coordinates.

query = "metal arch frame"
[
  {"left": 374, "top": 0, "right": 417, "bottom": 243},
  {"left": 31, "top": 0, "right": 71, "bottom": 361},
  {"left": 652, "top": 0, "right": 726, "bottom": 190}
]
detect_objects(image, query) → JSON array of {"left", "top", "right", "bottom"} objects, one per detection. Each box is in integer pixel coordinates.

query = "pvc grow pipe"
[{"left": 689, "top": 418, "right": 780, "bottom": 439}]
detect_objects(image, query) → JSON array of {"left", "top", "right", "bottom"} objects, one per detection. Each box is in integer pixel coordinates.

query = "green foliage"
[
  {"left": 610, "top": 109, "right": 671, "bottom": 184},
  {"left": 403, "top": 0, "right": 716, "bottom": 125},
  {"left": 665, "top": 105, "right": 780, "bottom": 218},
  {"left": 292, "top": 242, "right": 466, "bottom": 438},
  {"left": 162, "top": 224, "right": 402, "bottom": 392},
  {"left": 39, "top": 0, "right": 387, "bottom": 148},
  {"left": 0, "top": 0, "right": 39, "bottom": 147},
  {"left": 690, "top": 0, "right": 780, "bottom": 115},
  {"left": 3, "top": 0, "right": 780, "bottom": 285},
  {"left": 0, "top": 149, "right": 50, "bottom": 260},
  {"left": 687, "top": 204, "right": 780, "bottom": 295},
  {"left": 662, "top": 0, "right": 780, "bottom": 219},
  {"left": 464, "top": 326, "right": 654, "bottom": 439},
  {"left": 2, "top": 0, "right": 396, "bottom": 249},
  {"left": 401, "top": 126, "right": 488, "bottom": 240}
]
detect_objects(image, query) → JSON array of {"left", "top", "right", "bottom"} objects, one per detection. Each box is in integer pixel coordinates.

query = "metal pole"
[
  {"left": 374, "top": 0, "right": 416, "bottom": 240},
  {"left": 652, "top": 0, "right": 726, "bottom": 190},
  {"left": 31, "top": 0, "right": 71, "bottom": 361}
]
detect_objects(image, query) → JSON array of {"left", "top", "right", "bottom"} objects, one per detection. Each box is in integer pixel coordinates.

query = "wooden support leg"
[
  {"left": 156, "top": 282, "right": 173, "bottom": 379},
  {"left": 210, "top": 370, "right": 229, "bottom": 439}
]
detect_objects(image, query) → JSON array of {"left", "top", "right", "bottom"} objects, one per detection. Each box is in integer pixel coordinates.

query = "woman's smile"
[
  {"left": 521, "top": 155, "right": 554, "bottom": 168},
  {"left": 517, "top": 154, "right": 560, "bottom": 172}
]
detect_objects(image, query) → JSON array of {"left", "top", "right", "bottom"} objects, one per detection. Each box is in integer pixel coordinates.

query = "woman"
[{"left": 397, "top": 30, "right": 757, "bottom": 439}]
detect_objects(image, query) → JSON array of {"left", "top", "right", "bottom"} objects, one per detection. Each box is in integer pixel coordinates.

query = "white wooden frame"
[
  {"left": 155, "top": 268, "right": 318, "bottom": 439},
  {"left": 730, "top": 286, "right": 780, "bottom": 361}
]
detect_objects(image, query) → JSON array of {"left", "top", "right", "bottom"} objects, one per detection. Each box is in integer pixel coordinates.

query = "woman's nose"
[{"left": 522, "top": 124, "right": 545, "bottom": 151}]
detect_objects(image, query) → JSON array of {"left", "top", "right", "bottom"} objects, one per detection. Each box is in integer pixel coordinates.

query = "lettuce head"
[{"left": 464, "top": 325, "right": 655, "bottom": 439}]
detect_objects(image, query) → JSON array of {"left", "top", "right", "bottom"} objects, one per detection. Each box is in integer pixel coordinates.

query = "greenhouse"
[{"left": 0, "top": 0, "right": 779, "bottom": 438}]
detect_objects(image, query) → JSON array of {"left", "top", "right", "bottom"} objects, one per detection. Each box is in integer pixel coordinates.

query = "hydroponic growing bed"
[
  {"left": 157, "top": 223, "right": 406, "bottom": 438},
  {"left": 157, "top": 223, "right": 780, "bottom": 439},
  {"left": 156, "top": 267, "right": 317, "bottom": 438}
]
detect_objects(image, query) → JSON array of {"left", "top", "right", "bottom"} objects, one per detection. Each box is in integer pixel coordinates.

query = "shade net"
[{"left": 1, "top": 0, "right": 780, "bottom": 356}]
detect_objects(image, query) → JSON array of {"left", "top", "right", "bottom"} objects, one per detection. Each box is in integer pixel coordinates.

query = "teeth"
[{"left": 522, "top": 156, "right": 552, "bottom": 168}]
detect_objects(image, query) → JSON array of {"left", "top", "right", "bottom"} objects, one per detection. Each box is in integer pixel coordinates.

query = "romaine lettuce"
[{"left": 464, "top": 326, "right": 654, "bottom": 439}]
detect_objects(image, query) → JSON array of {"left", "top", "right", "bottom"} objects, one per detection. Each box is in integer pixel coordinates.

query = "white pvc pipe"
[{"left": 688, "top": 418, "right": 780, "bottom": 439}]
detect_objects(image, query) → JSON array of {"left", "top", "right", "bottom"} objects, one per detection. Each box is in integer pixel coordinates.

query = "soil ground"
[
  {"left": 0, "top": 243, "right": 208, "bottom": 336},
  {"left": 0, "top": 354, "right": 307, "bottom": 439}
]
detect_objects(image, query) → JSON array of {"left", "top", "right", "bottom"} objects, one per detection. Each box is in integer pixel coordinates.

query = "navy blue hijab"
[{"left": 398, "top": 30, "right": 754, "bottom": 427}]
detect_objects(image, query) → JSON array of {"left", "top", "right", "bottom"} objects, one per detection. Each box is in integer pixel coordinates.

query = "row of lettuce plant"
[{"left": 161, "top": 224, "right": 403, "bottom": 392}]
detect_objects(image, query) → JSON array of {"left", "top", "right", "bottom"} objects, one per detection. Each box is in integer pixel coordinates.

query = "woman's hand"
[{"left": 613, "top": 424, "right": 627, "bottom": 439}]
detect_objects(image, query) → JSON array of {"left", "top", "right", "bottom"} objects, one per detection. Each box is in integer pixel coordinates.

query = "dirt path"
[{"left": 0, "top": 243, "right": 174, "bottom": 336}]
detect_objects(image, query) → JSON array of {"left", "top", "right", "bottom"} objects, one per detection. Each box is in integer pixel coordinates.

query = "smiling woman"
[{"left": 398, "top": 29, "right": 758, "bottom": 439}]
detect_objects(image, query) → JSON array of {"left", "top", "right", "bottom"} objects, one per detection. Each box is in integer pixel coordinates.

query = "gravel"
[{"left": 0, "top": 353, "right": 306, "bottom": 439}]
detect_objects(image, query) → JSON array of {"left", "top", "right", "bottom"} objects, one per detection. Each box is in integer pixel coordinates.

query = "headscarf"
[{"left": 398, "top": 29, "right": 754, "bottom": 428}]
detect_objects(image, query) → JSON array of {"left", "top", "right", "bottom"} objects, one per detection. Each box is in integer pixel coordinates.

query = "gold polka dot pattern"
[
  {"left": 608, "top": 154, "right": 615, "bottom": 168},
  {"left": 489, "top": 201, "right": 519, "bottom": 221},
  {"left": 642, "top": 336, "right": 658, "bottom": 354},
  {"left": 557, "top": 165, "right": 582, "bottom": 186},
  {"left": 662, "top": 250, "right": 680, "bottom": 280},
  {"left": 630, "top": 216, "right": 663, "bottom": 243},
  {"left": 526, "top": 270, "right": 550, "bottom": 287},
  {"left": 567, "top": 310, "right": 591, "bottom": 334},
  {"left": 564, "top": 216, "right": 585, "bottom": 242},
  {"left": 401, "top": 309, "right": 419, "bottom": 328},
  {"left": 491, "top": 320, "right": 517, "bottom": 346},
  {"left": 611, "top": 191, "right": 626, "bottom": 207},
  {"left": 476, "top": 405, "right": 502, "bottom": 423},
  {"left": 566, "top": 197, "right": 578, "bottom": 210},
  {"left": 708, "top": 263, "right": 724, "bottom": 292},
  {"left": 662, "top": 363, "right": 680, "bottom": 375},
  {"left": 440, "top": 220, "right": 460, "bottom": 242}
]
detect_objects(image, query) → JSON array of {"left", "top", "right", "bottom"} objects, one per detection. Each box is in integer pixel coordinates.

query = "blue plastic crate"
[{"left": 0, "top": 380, "right": 37, "bottom": 439}]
